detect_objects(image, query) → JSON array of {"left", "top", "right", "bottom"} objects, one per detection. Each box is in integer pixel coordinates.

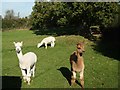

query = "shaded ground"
[
  {"left": 1, "top": 76, "right": 22, "bottom": 89},
  {"left": 92, "top": 27, "right": 120, "bottom": 61},
  {"left": 32, "top": 26, "right": 84, "bottom": 36}
]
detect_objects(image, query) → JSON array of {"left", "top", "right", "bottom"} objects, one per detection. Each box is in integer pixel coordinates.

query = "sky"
[{"left": 1, "top": 0, "right": 35, "bottom": 18}]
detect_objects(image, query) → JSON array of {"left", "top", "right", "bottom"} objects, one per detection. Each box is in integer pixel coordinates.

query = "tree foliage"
[{"left": 31, "top": 2, "right": 118, "bottom": 32}]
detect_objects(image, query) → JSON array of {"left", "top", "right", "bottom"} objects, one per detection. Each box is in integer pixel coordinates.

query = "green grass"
[{"left": 2, "top": 30, "right": 119, "bottom": 88}]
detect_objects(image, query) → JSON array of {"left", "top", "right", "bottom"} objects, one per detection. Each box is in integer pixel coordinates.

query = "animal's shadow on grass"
[
  {"left": 57, "top": 67, "right": 72, "bottom": 86},
  {"left": 57, "top": 67, "right": 81, "bottom": 87},
  {"left": 1, "top": 76, "right": 22, "bottom": 89},
  {"left": 38, "top": 44, "right": 51, "bottom": 49}
]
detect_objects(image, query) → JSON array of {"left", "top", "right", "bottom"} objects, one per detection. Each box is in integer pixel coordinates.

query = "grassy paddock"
[{"left": 2, "top": 30, "right": 119, "bottom": 88}]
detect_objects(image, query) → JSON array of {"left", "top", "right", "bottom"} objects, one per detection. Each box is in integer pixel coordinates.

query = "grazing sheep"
[
  {"left": 13, "top": 41, "right": 37, "bottom": 85},
  {"left": 37, "top": 36, "right": 55, "bottom": 49},
  {"left": 70, "top": 42, "right": 85, "bottom": 88}
]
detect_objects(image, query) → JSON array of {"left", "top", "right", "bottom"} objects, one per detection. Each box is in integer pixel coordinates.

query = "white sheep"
[
  {"left": 37, "top": 36, "right": 55, "bottom": 49},
  {"left": 13, "top": 41, "right": 37, "bottom": 85}
]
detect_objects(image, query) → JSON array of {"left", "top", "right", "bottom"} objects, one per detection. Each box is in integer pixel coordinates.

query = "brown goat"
[{"left": 70, "top": 42, "right": 85, "bottom": 88}]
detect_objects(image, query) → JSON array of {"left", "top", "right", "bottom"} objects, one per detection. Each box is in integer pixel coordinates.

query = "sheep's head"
[
  {"left": 13, "top": 41, "right": 23, "bottom": 53},
  {"left": 76, "top": 41, "right": 85, "bottom": 54},
  {"left": 37, "top": 43, "right": 42, "bottom": 48}
]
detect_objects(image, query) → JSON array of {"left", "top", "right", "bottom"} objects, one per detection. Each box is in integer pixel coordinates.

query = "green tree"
[
  {"left": 31, "top": 2, "right": 118, "bottom": 34},
  {"left": 31, "top": 2, "right": 67, "bottom": 29}
]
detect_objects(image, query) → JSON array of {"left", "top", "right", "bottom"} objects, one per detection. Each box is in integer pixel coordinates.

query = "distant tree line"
[{"left": 2, "top": 10, "right": 31, "bottom": 31}]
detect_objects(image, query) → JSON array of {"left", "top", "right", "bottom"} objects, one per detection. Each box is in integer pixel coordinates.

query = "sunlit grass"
[{"left": 2, "top": 30, "right": 119, "bottom": 88}]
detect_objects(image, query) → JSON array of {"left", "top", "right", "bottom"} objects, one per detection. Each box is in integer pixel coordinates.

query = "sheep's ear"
[
  {"left": 13, "top": 42, "right": 16, "bottom": 45},
  {"left": 21, "top": 41, "right": 23, "bottom": 46}
]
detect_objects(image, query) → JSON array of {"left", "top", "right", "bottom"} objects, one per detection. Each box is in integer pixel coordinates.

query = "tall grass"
[{"left": 2, "top": 30, "right": 119, "bottom": 88}]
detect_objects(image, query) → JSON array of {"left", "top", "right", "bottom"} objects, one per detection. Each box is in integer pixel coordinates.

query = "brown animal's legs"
[
  {"left": 80, "top": 70, "right": 84, "bottom": 88},
  {"left": 71, "top": 71, "right": 76, "bottom": 85}
]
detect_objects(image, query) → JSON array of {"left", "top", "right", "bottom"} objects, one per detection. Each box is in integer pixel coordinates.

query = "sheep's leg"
[
  {"left": 26, "top": 77, "right": 31, "bottom": 85},
  {"left": 21, "top": 69, "right": 26, "bottom": 76},
  {"left": 31, "top": 65, "right": 35, "bottom": 77},
  {"left": 51, "top": 41, "right": 55, "bottom": 47},
  {"left": 71, "top": 71, "right": 76, "bottom": 85},
  {"left": 53, "top": 41, "right": 55, "bottom": 47},
  {"left": 26, "top": 68, "right": 31, "bottom": 85},
  {"left": 21, "top": 69, "right": 27, "bottom": 82},
  {"left": 51, "top": 42, "right": 53, "bottom": 47},
  {"left": 80, "top": 69, "right": 84, "bottom": 88},
  {"left": 45, "top": 43, "right": 47, "bottom": 49}
]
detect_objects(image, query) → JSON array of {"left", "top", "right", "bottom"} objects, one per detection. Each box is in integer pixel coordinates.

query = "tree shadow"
[
  {"left": 1, "top": 76, "right": 22, "bottom": 89},
  {"left": 92, "top": 27, "right": 120, "bottom": 61},
  {"left": 32, "top": 26, "right": 79, "bottom": 36},
  {"left": 32, "top": 26, "right": 94, "bottom": 42}
]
